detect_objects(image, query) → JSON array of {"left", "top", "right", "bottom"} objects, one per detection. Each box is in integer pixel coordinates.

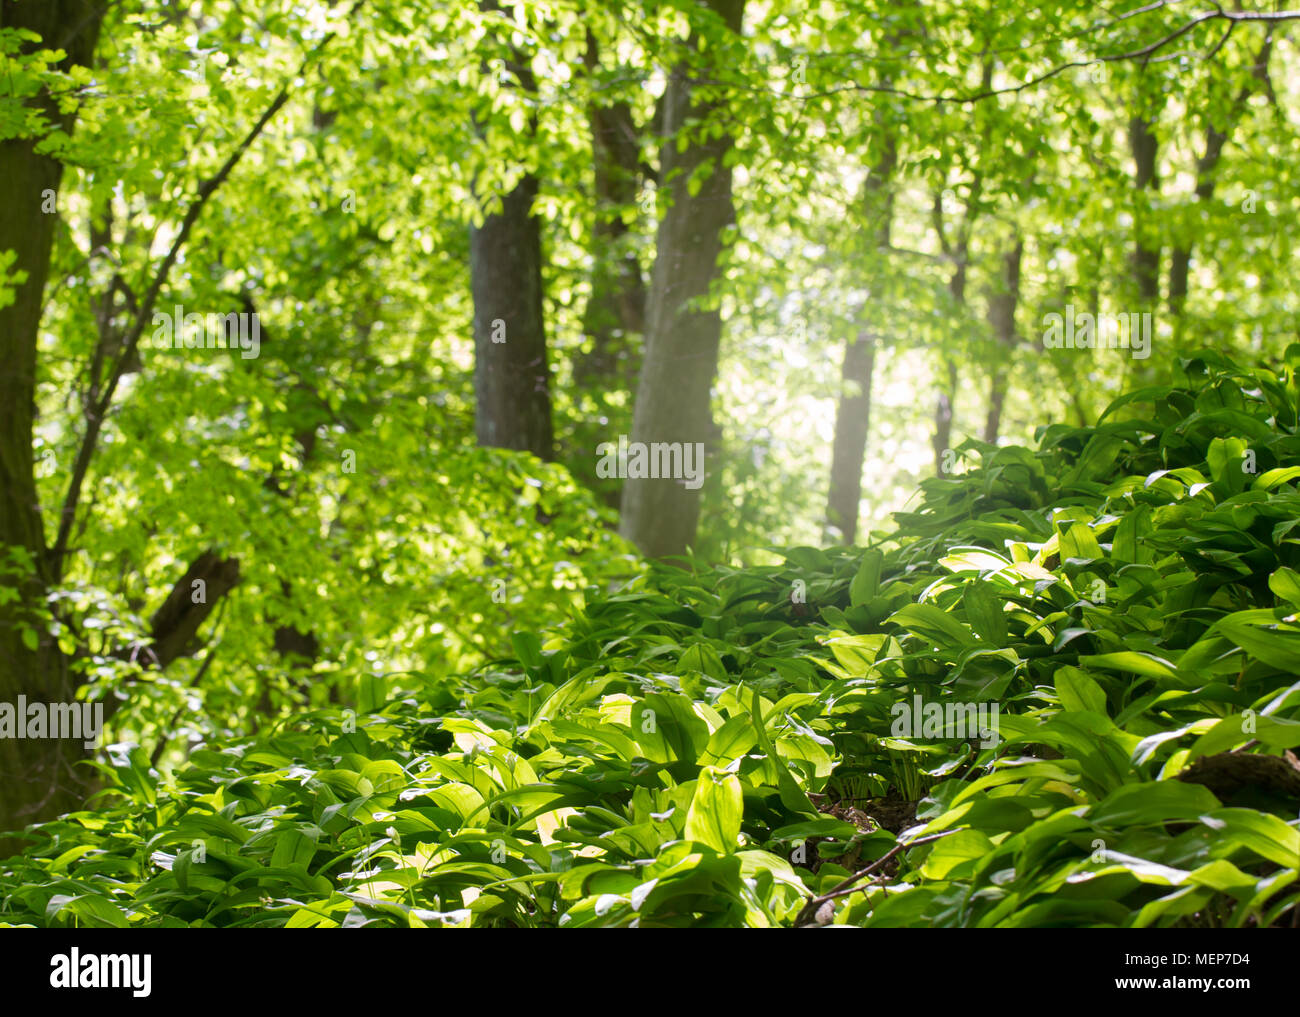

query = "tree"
[
  {"left": 470, "top": 175, "right": 553, "bottom": 459},
  {"left": 0, "top": 2, "right": 346, "bottom": 840},
  {"left": 574, "top": 28, "right": 647, "bottom": 398},
  {"left": 1128, "top": 112, "right": 1161, "bottom": 306},
  {"left": 826, "top": 130, "right": 896, "bottom": 545},
  {"left": 619, "top": 0, "right": 746, "bottom": 559},
  {"left": 0, "top": 0, "right": 105, "bottom": 842},
  {"left": 982, "top": 238, "right": 1023, "bottom": 444},
  {"left": 1168, "top": 33, "right": 1274, "bottom": 326},
  {"left": 469, "top": 4, "right": 553, "bottom": 460}
]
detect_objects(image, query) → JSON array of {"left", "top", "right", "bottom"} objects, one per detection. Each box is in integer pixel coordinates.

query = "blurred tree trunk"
[
  {"left": 1129, "top": 115, "right": 1161, "bottom": 306},
  {"left": 470, "top": 175, "right": 553, "bottom": 461},
  {"left": 930, "top": 60, "right": 989, "bottom": 476},
  {"left": 0, "top": 0, "right": 104, "bottom": 849},
  {"left": 619, "top": 0, "right": 745, "bottom": 558},
  {"left": 827, "top": 334, "right": 877, "bottom": 544},
  {"left": 932, "top": 360, "right": 958, "bottom": 473},
  {"left": 575, "top": 29, "right": 646, "bottom": 396},
  {"left": 1167, "top": 128, "right": 1224, "bottom": 317},
  {"left": 570, "top": 30, "right": 648, "bottom": 507},
  {"left": 1123, "top": 105, "right": 1164, "bottom": 394},
  {"left": 827, "top": 130, "right": 895, "bottom": 545},
  {"left": 1169, "top": 34, "right": 1273, "bottom": 326},
  {"left": 983, "top": 239, "right": 1023, "bottom": 444},
  {"left": 933, "top": 256, "right": 967, "bottom": 474},
  {"left": 469, "top": 6, "right": 553, "bottom": 461}
]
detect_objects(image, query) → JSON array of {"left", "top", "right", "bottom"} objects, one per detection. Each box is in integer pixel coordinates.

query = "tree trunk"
[
  {"left": 932, "top": 360, "right": 958, "bottom": 474},
  {"left": 470, "top": 174, "right": 554, "bottom": 460},
  {"left": 469, "top": 4, "right": 553, "bottom": 462},
  {"left": 933, "top": 267, "right": 966, "bottom": 475},
  {"left": 0, "top": 0, "right": 104, "bottom": 848},
  {"left": 570, "top": 31, "right": 648, "bottom": 507},
  {"left": 826, "top": 129, "right": 895, "bottom": 545},
  {"left": 983, "top": 240, "right": 1023, "bottom": 444},
  {"left": 137, "top": 552, "right": 242, "bottom": 670},
  {"left": 618, "top": 0, "right": 745, "bottom": 559},
  {"left": 1166, "top": 128, "right": 1223, "bottom": 314},
  {"left": 1169, "top": 35, "right": 1272, "bottom": 320},
  {"left": 1129, "top": 116, "right": 1161, "bottom": 305},
  {"left": 575, "top": 29, "right": 646, "bottom": 395},
  {"left": 928, "top": 62, "right": 990, "bottom": 477},
  {"left": 826, "top": 333, "right": 877, "bottom": 544}
]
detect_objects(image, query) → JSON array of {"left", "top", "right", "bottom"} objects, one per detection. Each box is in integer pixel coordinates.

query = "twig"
[
  {"left": 49, "top": 1, "right": 366, "bottom": 582},
  {"left": 792, "top": 829, "right": 959, "bottom": 928}
]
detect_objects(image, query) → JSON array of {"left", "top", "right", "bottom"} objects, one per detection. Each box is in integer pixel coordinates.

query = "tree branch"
[
  {"left": 700, "top": 6, "right": 1300, "bottom": 107},
  {"left": 792, "top": 830, "right": 959, "bottom": 928},
  {"left": 49, "top": 3, "right": 363, "bottom": 582}
]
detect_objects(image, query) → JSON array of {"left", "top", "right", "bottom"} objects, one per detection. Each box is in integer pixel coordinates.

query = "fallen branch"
[{"left": 792, "top": 829, "right": 960, "bottom": 928}]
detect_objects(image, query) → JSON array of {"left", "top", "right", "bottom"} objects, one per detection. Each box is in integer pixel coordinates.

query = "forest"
[{"left": 0, "top": 0, "right": 1298, "bottom": 944}]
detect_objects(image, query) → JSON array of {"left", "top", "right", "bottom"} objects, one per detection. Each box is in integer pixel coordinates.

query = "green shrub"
[{"left": 4, "top": 349, "right": 1299, "bottom": 928}]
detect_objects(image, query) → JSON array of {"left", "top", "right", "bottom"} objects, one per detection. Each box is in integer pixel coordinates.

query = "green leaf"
[
  {"left": 1268, "top": 567, "right": 1300, "bottom": 608},
  {"left": 919, "top": 829, "right": 994, "bottom": 879},
  {"left": 358, "top": 673, "right": 388, "bottom": 715},
  {"left": 1059, "top": 521, "right": 1103, "bottom": 562},
  {"left": 1254, "top": 466, "right": 1300, "bottom": 491},
  {"left": 511, "top": 631, "right": 544, "bottom": 672},
  {"left": 1079, "top": 651, "right": 1178, "bottom": 681},
  {"left": 887, "top": 603, "right": 974, "bottom": 650},
  {"left": 849, "top": 550, "right": 884, "bottom": 607},
  {"left": 750, "top": 688, "right": 817, "bottom": 818},
  {"left": 684, "top": 767, "right": 743, "bottom": 853},
  {"left": 1089, "top": 781, "right": 1221, "bottom": 827},
  {"left": 631, "top": 694, "right": 710, "bottom": 764},
  {"left": 1213, "top": 614, "right": 1300, "bottom": 671},
  {"left": 962, "top": 581, "right": 1009, "bottom": 644},
  {"left": 1055, "top": 666, "right": 1108, "bottom": 717}
]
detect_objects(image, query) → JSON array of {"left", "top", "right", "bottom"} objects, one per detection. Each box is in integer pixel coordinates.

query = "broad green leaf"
[
  {"left": 684, "top": 767, "right": 743, "bottom": 854},
  {"left": 850, "top": 550, "right": 884, "bottom": 607}
]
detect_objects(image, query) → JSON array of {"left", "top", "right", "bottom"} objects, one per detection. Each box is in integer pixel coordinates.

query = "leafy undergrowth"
[{"left": 4, "top": 350, "right": 1300, "bottom": 928}]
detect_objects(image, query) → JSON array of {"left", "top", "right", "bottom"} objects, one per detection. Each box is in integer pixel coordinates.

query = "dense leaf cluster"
[{"left": 4, "top": 350, "right": 1299, "bottom": 927}]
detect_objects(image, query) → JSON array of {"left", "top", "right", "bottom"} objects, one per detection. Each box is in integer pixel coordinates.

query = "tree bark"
[
  {"left": 137, "top": 552, "right": 242, "bottom": 671},
  {"left": 1129, "top": 115, "right": 1161, "bottom": 305},
  {"left": 1167, "top": 127, "right": 1224, "bottom": 314},
  {"left": 826, "top": 130, "right": 895, "bottom": 545},
  {"left": 932, "top": 360, "right": 958, "bottom": 474},
  {"left": 933, "top": 265, "right": 966, "bottom": 474},
  {"left": 469, "top": 9, "right": 553, "bottom": 462},
  {"left": 618, "top": 0, "right": 745, "bottom": 559},
  {"left": 569, "top": 31, "right": 648, "bottom": 507},
  {"left": 470, "top": 176, "right": 553, "bottom": 460},
  {"left": 983, "top": 240, "right": 1023, "bottom": 444},
  {"left": 827, "top": 333, "right": 877, "bottom": 544},
  {"left": 0, "top": 0, "right": 104, "bottom": 848},
  {"left": 575, "top": 29, "right": 646, "bottom": 394},
  {"left": 1169, "top": 35, "right": 1273, "bottom": 318}
]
